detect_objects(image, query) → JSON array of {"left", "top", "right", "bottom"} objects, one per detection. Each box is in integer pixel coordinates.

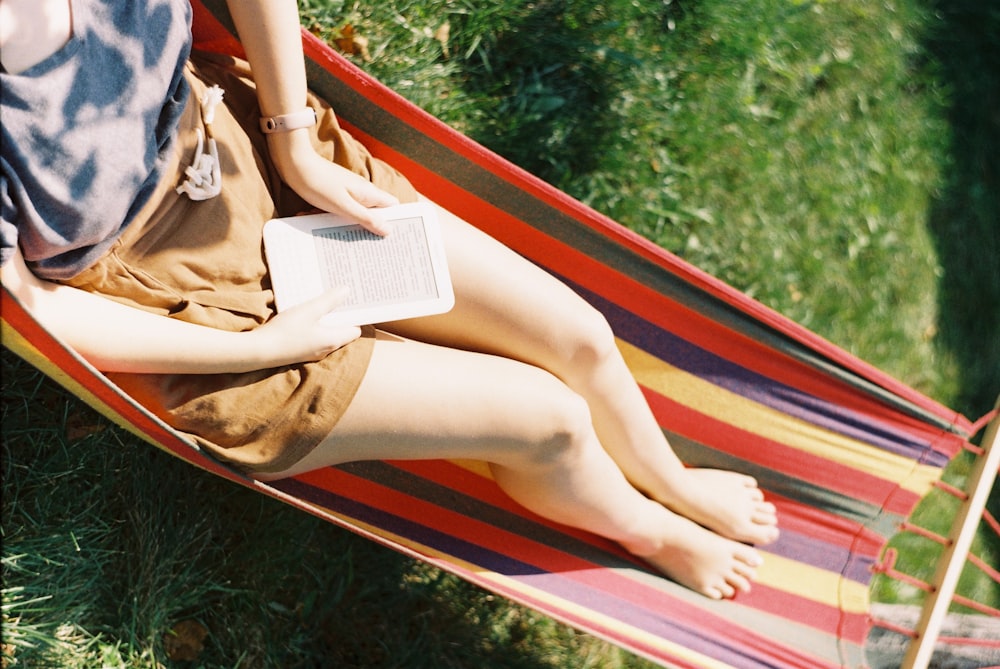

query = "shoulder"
[{"left": 0, "top": 0, "right": 73, "bottom": 75}]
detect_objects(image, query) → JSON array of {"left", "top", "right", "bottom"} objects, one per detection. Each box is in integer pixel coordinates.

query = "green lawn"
[{"left": 3, "top": 0, "right": 997, "bottom": 666}]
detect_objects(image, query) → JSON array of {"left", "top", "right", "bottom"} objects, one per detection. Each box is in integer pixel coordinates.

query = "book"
[{"left": 263, "top": 202, "right": 454, "bottom": 327}]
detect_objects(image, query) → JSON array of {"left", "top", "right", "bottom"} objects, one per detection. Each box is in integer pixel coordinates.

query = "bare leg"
[
  {"left": 259, "top": 333, "right": 763, "bottom": 599},
  {"left": 381, "top": 203, "right": 779, "bottom": 546}
]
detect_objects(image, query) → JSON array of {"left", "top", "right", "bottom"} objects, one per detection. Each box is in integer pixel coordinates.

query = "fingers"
[
  {"left": 273, "top": 288, "right": 361, "bottom": 355},
  {"left": 349, "top": 179, "right": 400, "bottom": 209},
  {"left": 327, "top": 181, "right": 399, "bottom": 236},
  {"left": 303, "top": 289, "right": 364, "bottom": 341},
  {"left": 285, "top": 155, "right": 401, "bottom": 235},
  {"left": 319, "top": 325, "right": 363, "bottom": 352},
  {"left": 303, "top": 286, "right": 351, "bottom": 316},
  {"left": 322, "top": 168, "right": 400, "bottom": 235}
]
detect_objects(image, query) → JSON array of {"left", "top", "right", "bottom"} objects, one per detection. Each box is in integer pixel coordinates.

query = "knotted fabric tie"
[{"left": 176, "top": 85, "right": 225, "bottom": 201}]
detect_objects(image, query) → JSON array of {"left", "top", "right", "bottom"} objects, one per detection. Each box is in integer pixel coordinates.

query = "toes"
[
  {"left": 705, "top": 586, "right": 725, "bottom": 600},
  {"left": 749, "top": 524, "right": 780, "bottom": 545},
  {"left": 710, "top": 572, "right": 751, "bottom": 600},
  {"left": 737, "top": 546, "right": 764, "bottom": 567},
  {"left": 752, "top": 505, "right": 778, "bottom": 525},
  {"left": 720, "top": 582, "right": 737, "bottom": 598},
  {"left": 752, "top": 502, "right": 779, "bottom": 526},
  {"left": 729, "top": 573, "right": 752, "bottom": 595},
  {"left": 709, "top": 582, "right": 736, "bottom": 600},
  {"left": 733, "top": 557, "right": 759, "bottom": 581},
  {"left": 752, "top": 512, "right": 776, "bottom": 526}
]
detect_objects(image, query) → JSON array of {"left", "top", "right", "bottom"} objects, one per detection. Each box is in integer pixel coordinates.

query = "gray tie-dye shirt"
[{"left": 1, "top": 0, "right": 192, "bottom": 280}]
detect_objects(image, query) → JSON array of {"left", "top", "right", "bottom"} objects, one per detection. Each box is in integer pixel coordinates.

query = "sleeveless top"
[{"left": 1, "top": 0, "right": 192, "bottom": 280}]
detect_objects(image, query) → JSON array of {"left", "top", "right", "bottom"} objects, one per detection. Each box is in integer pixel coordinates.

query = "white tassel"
[
  {"left": 199, "top": 85, "right": 225, "bottom": 125},
  {"left": 176, "top": 85, "right": 225, "bottom": 200}
]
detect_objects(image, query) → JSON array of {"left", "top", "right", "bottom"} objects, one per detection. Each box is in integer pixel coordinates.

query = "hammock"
[{"left": 3, "top": 1, "right": 998, "bottom": 667}]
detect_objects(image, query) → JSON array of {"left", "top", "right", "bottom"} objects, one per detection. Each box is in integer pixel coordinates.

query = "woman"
[{"left": 0, "top": 0, "right": 778, "bottom": 600}]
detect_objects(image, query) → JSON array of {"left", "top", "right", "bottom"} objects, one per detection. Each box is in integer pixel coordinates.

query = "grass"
[{"left": 3, "top": 0, "right": 998, "bottom": 666}]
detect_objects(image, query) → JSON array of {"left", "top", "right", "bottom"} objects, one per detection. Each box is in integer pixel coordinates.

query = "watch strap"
[{"left": 259, "top": 108, "right": 318, "bottom": 134}]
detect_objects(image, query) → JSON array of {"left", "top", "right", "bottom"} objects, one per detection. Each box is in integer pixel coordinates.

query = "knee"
[
  {"left": 521, "top": 381, "right": 596, "bottom": 468},
  {"left": 559, "top": 303, "right": 618, "bottom": 378}
]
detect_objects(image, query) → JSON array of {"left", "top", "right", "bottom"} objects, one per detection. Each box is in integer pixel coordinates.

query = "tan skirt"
[{"left": 63, "top": 51, "right": 419, "bottom": 474}]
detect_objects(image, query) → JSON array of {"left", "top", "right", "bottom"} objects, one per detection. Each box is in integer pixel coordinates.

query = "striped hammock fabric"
[{"left": 1, "top": 1, "right": 985, "bottom": 667}]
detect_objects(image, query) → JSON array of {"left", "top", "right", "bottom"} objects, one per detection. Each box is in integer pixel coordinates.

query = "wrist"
[
  {"left": 265, "top": 128, "right": 316, "bottom": 181},
  {"left": 238, "top": 325, "right": 285, "bottom": 372}
]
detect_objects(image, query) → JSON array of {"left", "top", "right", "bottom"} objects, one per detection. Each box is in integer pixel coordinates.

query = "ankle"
[{"left": 617, "top": 505, "right": 691, "bottom": 558}]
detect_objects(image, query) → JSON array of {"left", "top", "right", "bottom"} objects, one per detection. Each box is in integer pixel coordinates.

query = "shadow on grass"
[
  {"left": 922, "top": 1, "right": 1000, "bottom": 422},
  {"left": 921, "top": 0, "right": 1000, "bottom": 579},
  {"left": 454, "top": 0, "right": 638, "bottom": 189}
]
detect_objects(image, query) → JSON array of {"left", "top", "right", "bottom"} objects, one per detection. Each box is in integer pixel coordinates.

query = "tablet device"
[{"left": 263, "top": 202, "right": 454, "bottom": 326}]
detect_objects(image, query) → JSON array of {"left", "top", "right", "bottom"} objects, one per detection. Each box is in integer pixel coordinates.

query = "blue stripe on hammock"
[{"left": 571, "top": 281, "right": 951, "bottom": 467}]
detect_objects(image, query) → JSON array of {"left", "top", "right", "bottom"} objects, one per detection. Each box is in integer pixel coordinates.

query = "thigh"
[
  {"left": 257, "top": 331, "right": 588, "bottom": 479},
  {"left": 381, "top": 200, "right": 612, "bottom": 372}
]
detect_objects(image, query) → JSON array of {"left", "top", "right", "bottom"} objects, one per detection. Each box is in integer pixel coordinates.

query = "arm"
[
  {"left": 1, "top": 247, "right": 360, "bottom": 375},
  {"left": 0, "top": 3, "right": 366, "bottom": 376},
  {"left": 225, "top": 0, "right": 398, "bottom": 234}
]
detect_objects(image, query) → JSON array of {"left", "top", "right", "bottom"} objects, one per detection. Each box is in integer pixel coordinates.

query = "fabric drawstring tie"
[{"left": 176, "top": 85, "right": 225, "bottom": 201}]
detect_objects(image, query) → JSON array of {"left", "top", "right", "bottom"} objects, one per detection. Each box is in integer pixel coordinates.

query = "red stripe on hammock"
[
  {"left": 191, "top": 1, "right": 245, "bottom": 58},
  {"left": 294, "top": 466, "right": 844, "bottom": 667},
  {"left": 737, "top": 585, "right": 872, "bottom": 647}
]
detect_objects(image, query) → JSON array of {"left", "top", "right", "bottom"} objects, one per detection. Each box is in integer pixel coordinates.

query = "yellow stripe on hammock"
[{"left": 617, "top": 340, "right": 941, "bottom": 496}]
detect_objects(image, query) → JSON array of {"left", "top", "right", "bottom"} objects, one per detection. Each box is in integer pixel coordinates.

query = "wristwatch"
[{"left": 259, "top": 108, "right": 318, "bottom": 134}]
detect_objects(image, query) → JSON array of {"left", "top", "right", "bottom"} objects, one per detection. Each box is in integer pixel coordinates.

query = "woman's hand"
[
  {"left": 224, "top": 1, "right": 398, "bottom": 233},
  {"left": 268, "top": 130, "right": 399, "bottom": 235},
  {"left": 248, "top": 287, "right": 363, "bottom": 367},
  {"left": 1, "top": 247, "right": 361, "bottom": 375}
]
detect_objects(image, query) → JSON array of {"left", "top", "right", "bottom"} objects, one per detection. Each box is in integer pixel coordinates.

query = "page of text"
[{"left": 311, "top": 216, "right": 438, "bottom": 311}]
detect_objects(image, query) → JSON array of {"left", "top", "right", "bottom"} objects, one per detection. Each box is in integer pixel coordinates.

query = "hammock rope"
[
  {"left": 867, "top": 407, "right": 1000, "bottom": 669},
  {"left": 873, "top": 404, "right": 1000, "bottom": 667}
]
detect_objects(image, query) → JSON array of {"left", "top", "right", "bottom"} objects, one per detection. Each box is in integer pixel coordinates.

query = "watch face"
[{"left": 260, "top": 109, "right": 317, "bottom": 134}]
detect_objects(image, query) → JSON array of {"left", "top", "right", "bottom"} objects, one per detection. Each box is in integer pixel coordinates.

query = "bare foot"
[
  {"left": 657, "top": 469, "right": 780, "bottom": 545},
  {"left": 623, "top": 513, "right": 764, "bottom": 599}
]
